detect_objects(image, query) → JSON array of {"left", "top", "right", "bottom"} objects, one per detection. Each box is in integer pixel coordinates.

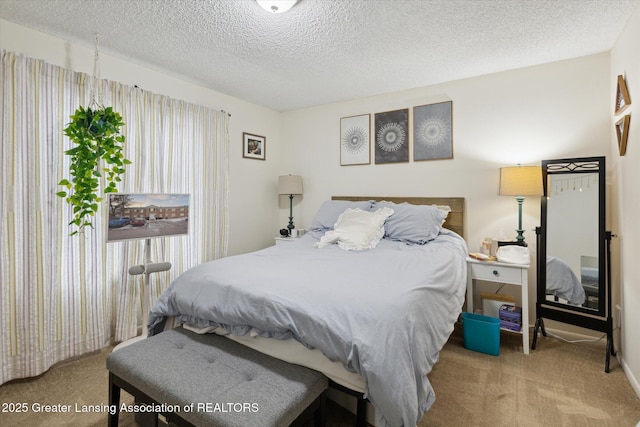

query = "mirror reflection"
[{"left": 545, "top": 172, "right": 599, "bottom": 311}]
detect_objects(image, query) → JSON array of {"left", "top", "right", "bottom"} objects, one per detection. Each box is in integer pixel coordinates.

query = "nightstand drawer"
[{"left": 470, "top": 263, "right": 523, "bottom": 284}]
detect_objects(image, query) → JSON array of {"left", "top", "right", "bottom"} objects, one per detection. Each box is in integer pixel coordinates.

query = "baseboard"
[{"left": 619, "top": 351, "right": 640, "bottom": 401}]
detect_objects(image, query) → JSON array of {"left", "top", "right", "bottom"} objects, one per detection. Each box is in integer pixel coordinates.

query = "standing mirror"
[{"left": 532, "top": 156, "right": 615, "bottom": 372}]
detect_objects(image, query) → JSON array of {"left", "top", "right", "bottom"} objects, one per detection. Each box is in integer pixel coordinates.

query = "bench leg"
[
  {"left": 356, "top": 396, "right": 367, "bottom": 427},
  {"left": 314, "top": 392, "right": 326, "bottom": 427},
  {"left": 108, "top": 372, "right": 121, "bottom": 427},
  {"left": 109, "top": 374, "right": 162, "bottom": 426}
]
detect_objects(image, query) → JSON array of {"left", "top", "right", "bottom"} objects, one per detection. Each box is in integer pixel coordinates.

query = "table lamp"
[
  {"left": 499, "top": 165, "right": 543, "bottom": 244},
  {"left": 278, "top": 175, "right": 303, "bottom": 234}
]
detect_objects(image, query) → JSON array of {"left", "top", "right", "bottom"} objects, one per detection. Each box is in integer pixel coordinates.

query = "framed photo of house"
[
  {"left": 615, "top": 75, "right": 631, "bottom": 115},
  {"left": 374, "top": 108, "right": 409, "bottom": 164},
  {"left": 413, "top": 101, "right": 453, "bottom": 161},
  {"left": 615, "top": 114, "right": 630, "bottom": 156},
  {"left": 243, "top": 132, "right": 266, "bottom": 160},
  {"left": 340, "top": 114, "right": 370, "bottom": 165}
]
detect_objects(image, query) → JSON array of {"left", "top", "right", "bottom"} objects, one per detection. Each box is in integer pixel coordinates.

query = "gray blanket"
[{"left": 149, "top": 231, "right": 467, "bottom": 426}]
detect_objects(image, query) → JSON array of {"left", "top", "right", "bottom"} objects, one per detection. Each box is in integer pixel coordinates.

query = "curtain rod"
[{"left": 132, "top": 85, "right": 231, "bottom": 117}]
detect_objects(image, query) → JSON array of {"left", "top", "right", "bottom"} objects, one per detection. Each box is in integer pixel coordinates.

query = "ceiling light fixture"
[{"left": 256, "top": 0, "right": 298, "bottom": 14}]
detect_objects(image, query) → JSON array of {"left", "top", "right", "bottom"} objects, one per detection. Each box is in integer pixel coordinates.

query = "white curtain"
[{"left": 0, "top": 51, "right": 229, "bottom": 385}]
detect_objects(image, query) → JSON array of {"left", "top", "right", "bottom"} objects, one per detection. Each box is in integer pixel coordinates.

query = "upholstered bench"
[{"left": 106, "top": 327, "right": 327, "bottom": 426}]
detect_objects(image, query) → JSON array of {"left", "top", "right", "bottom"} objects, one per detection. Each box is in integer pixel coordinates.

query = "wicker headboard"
[{"left": 331, "top": 196, "right": 465, "bottom": 238}]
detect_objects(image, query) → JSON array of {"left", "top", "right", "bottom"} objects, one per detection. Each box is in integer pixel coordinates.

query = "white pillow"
[
  {"left": 435, "top": 205, "right": 452, "bottom": 224},
  {"left": 315, "top": 207, "right": 394, "bottom": 251},
  {"left": 309, "top": 200, "right": 374, "bottom": 231}
]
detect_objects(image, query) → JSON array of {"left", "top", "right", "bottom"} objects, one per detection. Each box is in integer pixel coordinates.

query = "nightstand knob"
[{"left": 492, "top": 270, "right": 499, "bottom": 276}]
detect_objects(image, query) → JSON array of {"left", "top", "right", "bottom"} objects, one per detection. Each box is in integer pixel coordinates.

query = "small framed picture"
[
  {"left": 374, "top": 108, "right": 409, "bottom": 164},
  {"left": 413, "top": 101, "right": 453, "bottom": 161},
  {"left": 243, "top": 132, "right": 266, "bottom": 160},
  {"left": 340, "top": 114, "right": 370, "bottom": 165},
  {"left": 614, "top": 75, "right": 631, "bottom": 115},
  {"left": 615, "top": 114, "right": 630, "bottom": 156}
]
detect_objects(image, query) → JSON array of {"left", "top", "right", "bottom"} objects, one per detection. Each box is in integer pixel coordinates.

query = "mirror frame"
[
  {"left": 534, "top": 156, "right": 614, "bottom": 372},
  {"left": 537, "top": 156, "right": 606, "bottom": 317}
]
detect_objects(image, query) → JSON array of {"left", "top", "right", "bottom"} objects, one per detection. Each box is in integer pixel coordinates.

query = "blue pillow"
[
  {"left": 310, "top": 200, "right": 374, "bottom": 231},
  {"left": 374, "top": 201, "right": 446, "bottom": 244}
]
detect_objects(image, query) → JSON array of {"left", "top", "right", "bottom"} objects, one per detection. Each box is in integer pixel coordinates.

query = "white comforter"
[{"left": 149, "top": 230, "right": 467, "bottom": 426}]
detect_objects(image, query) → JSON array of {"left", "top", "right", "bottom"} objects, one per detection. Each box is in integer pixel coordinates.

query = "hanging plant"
[
  {"left": 56, "top": 34, "right": 131, "bottom": 236},
  {"left": 56, "top": 105, "right": 131, "bottom": 235}
]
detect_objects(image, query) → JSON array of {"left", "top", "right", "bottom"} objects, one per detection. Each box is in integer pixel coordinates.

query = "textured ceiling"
[{"left": 1, "top": 0, "right": 638, "bottom": 111}]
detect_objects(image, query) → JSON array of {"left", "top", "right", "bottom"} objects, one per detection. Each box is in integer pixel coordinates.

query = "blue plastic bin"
[{"left": 461, "top": 312, "right": 500, "bottom": 356}]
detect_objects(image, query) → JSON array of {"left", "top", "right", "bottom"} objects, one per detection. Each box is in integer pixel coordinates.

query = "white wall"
[
  {"left": 0, "top": 19, "right": 283, "bottom": 256},
  {"left": 281, "top": 53, "right": 612, "bottom": 324},
  {"left": 546, "top": 178, "right": 599, "bottom": 273},
  {"left": 610, "top": 5, "right": 640, "bottom": 398}
]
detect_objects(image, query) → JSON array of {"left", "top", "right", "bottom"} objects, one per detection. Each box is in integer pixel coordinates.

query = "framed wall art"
[
  {"left": 374, "top": 108, "right": 409, "bottom": 164},
  {"left": 340, "top": 114, "right": 370, "bottom": 165},
  {"left": 413, "top": 101, "right": 453, "bottom": 161},
  {"left": 615, "top": 75, "right": 631, "bottom": 115},
  {"left": 615, "top": 115, "right": 630, "bottom": 156},
  {"left": 242, "top": 132, "right": 266, "bottom": 160}
]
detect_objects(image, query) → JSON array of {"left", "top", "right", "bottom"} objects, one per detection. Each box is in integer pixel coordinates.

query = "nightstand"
[
  {"left": 466, "top": 257, "right": 530, "bottom": 354},
  {"left": 274, "top": 237, "right": 296, "bottom": 246}
]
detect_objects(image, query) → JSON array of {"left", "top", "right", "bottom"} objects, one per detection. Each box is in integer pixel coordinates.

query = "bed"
[
  {"left": 545, "top": 256, "right": 586, "bottom": 306},
  {"left": 148, "top": 196, "right": 467, "bottom": 427}
]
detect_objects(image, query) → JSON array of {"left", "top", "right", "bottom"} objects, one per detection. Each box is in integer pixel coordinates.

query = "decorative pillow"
[
  {"left": 315, "top": 207, "right": 394, "bottom": 251},
  {"left": 435, "top": 205, "right": 452, "bottom": 224},
  {"left": 373, "top": 201, "right": 447, "bottom": 244},
  {"left": 310, "top": 200, "right": 374, "bottom": 231}
]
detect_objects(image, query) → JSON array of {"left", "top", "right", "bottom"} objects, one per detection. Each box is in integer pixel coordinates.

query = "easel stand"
[{"left": 113, "top": 238, "right": 171, "bottom": 351}]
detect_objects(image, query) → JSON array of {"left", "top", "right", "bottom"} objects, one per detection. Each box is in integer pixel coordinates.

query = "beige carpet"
[{"left": 1, "top": 327, "right": 639, "bottom": 426}]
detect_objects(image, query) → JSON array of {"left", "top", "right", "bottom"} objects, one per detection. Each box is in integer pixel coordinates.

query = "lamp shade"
[
  {"left": 499, "top": 166, "right": 543, "bottom": 196},
  {"left": 278, "top": 175, "right": 303, "bottom": 195}
]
